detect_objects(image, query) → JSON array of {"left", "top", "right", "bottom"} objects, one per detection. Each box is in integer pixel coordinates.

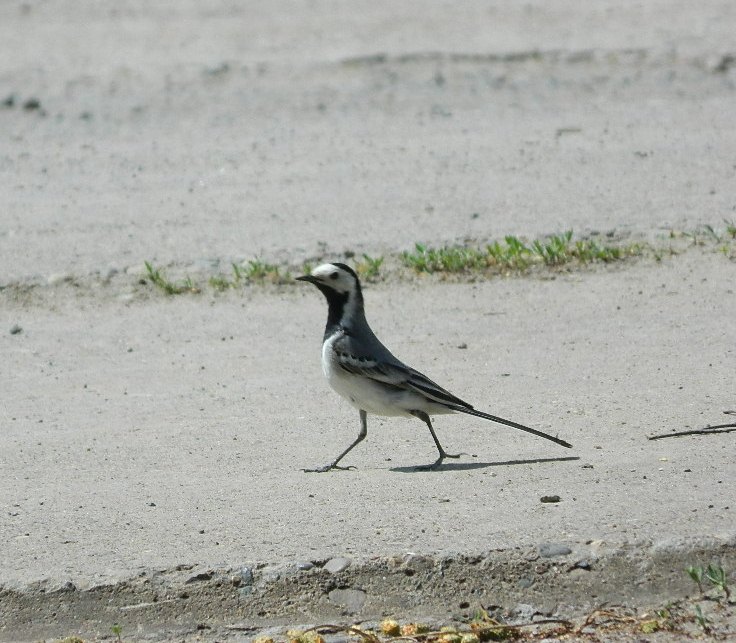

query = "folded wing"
[{"left": 334, "top": 339, "right": 473, "bottom": 409}]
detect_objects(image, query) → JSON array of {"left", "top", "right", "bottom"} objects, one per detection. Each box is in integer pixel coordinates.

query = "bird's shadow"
[{"left": 390, "top": 455, "right": 580, "bottom": 473}]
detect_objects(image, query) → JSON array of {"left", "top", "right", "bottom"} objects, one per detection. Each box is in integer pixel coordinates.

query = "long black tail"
[{"left": 453, "top": 406, "right": 572, "bottom": 448}]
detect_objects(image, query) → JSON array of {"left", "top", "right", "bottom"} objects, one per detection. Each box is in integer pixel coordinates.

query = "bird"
[{"left": 296, "top": 262, "right": 572, "bottom": 472}]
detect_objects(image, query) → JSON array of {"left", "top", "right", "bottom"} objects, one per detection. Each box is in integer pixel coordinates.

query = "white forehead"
[{"left": 311, "top": 263, "right": 344, "bottom": 278}]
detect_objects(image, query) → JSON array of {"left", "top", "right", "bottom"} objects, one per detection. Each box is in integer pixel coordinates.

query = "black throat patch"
[{"left": 315, "top": 283, "right": 350, "bottom": 341}]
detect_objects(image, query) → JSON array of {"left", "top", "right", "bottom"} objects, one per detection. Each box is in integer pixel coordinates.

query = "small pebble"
[
  {"left": 323, "top": 556, "right": 351, "bottom": 573},
  {"left": 23, "top": 97, "right": 41, "bottom": 111},
  {"left": 513, "top": 603, "right": 536, "bottom": 620},
  {"left": 185, "top": 570, "right": 213, "bottom": 583},
  {"left": 10, "top": 324, "right": 22, "bottom": 335},
  {"left": 538, "top": 543, "right": 572, "bottom": 558},
  {"left": 239, "top": 566, "right": 254, "bottom": 585},
  {"left": 47, "top": 272, "right": 72, "bottom": 286},
  {"left": 540, "top": 495, "right": 561, "bottom": 503},
  {"left": 328, "top": 587, "right": 367, "bottom": 612}
]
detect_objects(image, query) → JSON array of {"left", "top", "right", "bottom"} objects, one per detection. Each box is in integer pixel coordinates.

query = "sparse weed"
[
  {"left": 701, "top": 223, "right": 721, "bottom": 242},
  {"left": 487, "top": 236, "right": 532, "bottom": 269},
  {"left": 646, "top": 607, "right": 675, "bottom": 632},
  {"left": 685, "top": 564, "right": 731, "bottom": 601},
  {"left": 687, "top": 565, "right": 705, "bottom": 594},
  {"left": 687, "top": 564, "right": 730, "bottom": 601},
  {"left": 705, "top": 564, "right": 731, "bottom": 600},
  {"left": 111, "top": 623, "right": 123, "bottom": 642},
  {"left": 402, "top": 243, "right": 485, "bottom": 273},
  {"left": 144, "top": 224, "right": 731, "bottom": 295},
  {"left": 725, "top": 219, "right": 736, "bottom": 239},
  {"left": 683, "top": 222, "right": 736, "bottom": 246},
  {"left": 244, "top": 259, "right": 277, "bottom": 280},
  {"left": 467, "top": 606, "right": 519, "bottom": 641},
  {"left": 355, "top": 254, "right": 385, "bottom": 280},
  {"left": 694, "top": 604, "right": 710, "bottom": 633},
  {"left": 532, "top": 230, "right": 572, "bottom": 265},
  {"left": 144, "top": 262, "right": 199, "bottom": 295},
  {"left": 208, "top": 262, "right": 249, "bottom": 291},
  {"left": 236, "top": 259, "right": 290, "bottom": 284},
  {"left": 639, "top": 619, "right": 660, "bottom": 633},
  {"left": 401, "top": 232, "right": 641, "bottom": 274},
  {"left": 209, "top": 275, "right": 232, "bottom": 292}
]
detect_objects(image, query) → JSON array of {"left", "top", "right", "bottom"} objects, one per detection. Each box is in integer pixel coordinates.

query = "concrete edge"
[{"left": 1, "top": 535, "right": 735, "bottom": 640}]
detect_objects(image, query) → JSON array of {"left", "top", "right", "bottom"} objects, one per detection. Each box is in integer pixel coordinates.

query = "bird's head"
[
  {"left": 297, "top": 262, "right": 365, "bottom": 329},
  {"left": 296, "top": 262, "right": 361, "bottom": 296}
]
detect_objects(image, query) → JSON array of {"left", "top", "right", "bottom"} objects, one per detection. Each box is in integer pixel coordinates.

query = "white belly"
[
  {"left": 320, "top": 333, "right": 458, "bottom": 418},
  {"left": 321, "top": 333, "right": 418, "bottom": 417}
]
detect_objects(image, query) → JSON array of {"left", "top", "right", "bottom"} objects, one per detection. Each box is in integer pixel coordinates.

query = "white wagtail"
[{"left": 297, "top": 262, "right": 572, "bottom": 472}]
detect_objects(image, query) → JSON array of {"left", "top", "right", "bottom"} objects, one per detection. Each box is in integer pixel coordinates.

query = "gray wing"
[{"left": 332, "top": 332, "right": 473, "bottom": 409}]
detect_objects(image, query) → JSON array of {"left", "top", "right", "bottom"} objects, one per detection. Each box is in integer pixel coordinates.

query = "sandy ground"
[{"left": 1, "top": 1, "right": 736, "bottom": 640}]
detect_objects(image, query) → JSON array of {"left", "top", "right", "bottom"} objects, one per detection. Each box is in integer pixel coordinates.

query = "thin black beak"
[{"left": 296, "top": 274, "right": 317, "bottom": 283}]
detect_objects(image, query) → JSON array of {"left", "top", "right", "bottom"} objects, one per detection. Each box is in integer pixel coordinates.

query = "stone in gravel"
[
  {"left": 296, "top": 561, "right": 314, "bottom": 571},
  {"left": 10, "top": 324, "right": 22, "bottom": 335},
  {"left": 328, "top": 587, "right": 366, "bottom": 612},
  {"left": 23, "top": 97, "right": 41, "bottom": 111},
  {"left": 540, "top": 495, "right": 561, "bottom": 503},
  {"left": 323, "top": 556, "right": 351, "bottom": 573},
  {"left": 259, "top": 566, "right": 283, "bottom": 583},
  {"left": 239, "top": 566, "right": 254, "bottom": 585},
  {"left": 185, "top": 570, "right": 213, "bottom": 583},
  {"left": 512, "top": 603, "right": 536, "bottom": 621},
  {"left": 538, "top": 543, "right": 572, "bottom": 558},
  {"left": 47, "top": 272, "right": 72, "bottom": 286}
]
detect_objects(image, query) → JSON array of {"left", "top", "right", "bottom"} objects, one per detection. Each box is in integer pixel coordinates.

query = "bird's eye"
[{"left": 330, "top": 272, "right": 338, "bottom": 280}]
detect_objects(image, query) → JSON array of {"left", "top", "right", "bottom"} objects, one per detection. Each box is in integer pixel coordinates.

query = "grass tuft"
[
  {"left": 724, "top": 218, "right": 736, "bottom": 239},
  {"left": 401, "top": 231, "right": 642, "bottom": 274},
  {"left": 141, "top": 224, "right": 733, "bottom": 297},
  {"left": 355, "top": 254, "right": 385, "bottom": 280},
  {"left": 209, "top": 260, "right": 291, "bottom": 290},
  {"left": 144, "top": 262, "right": 199, "bottom": 295},
  {"left": 242, "top": 259, "right": 284, "bottom": 282}
]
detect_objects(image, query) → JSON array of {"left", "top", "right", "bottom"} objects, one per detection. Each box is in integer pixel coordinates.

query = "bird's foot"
[
  {"left": 443, "top": 451, "right": 466, "bottom": 459},
  {"left": 413, "top": 451, "right": 466, "bottom": 471},
  {"left": 302, "top": 463, "right": 356, "bottom": 473}
]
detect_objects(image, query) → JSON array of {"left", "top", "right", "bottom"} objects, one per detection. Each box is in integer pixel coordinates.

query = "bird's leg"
[
  {"left": 303, "top": 409, "right": 368, "bottom": 473},
  {"left": 410, "top": 410, "right": 464, "bottom": 470}
]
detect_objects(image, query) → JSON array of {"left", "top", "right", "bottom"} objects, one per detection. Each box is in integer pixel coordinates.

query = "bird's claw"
[
  {"left": 414, "top": 451, "right": 466, "bottom": 471},
  {"left": 444, "top": 451, "right": 467, "bottom": 459},
  {"left": 302, "top": 463, "right": 356, "bottom": 473}
]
